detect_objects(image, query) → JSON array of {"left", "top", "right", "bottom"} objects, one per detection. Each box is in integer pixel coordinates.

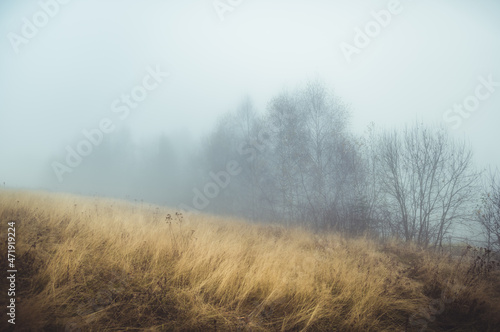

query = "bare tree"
[
  {"left": 376, "top": 122, "right": 480, "bottom": 248},
  {"left": 358, "top": 123, "right": 389, "bottom": 237},
  {"left": 266, "top": 90, "right": 309, "bottom": 225},
  {"left": 232, "top": 97, "right": 274, "bottom": 221},
  {"left": 298, "top": 80, "right": 350, "bottom": 230},
  {"left": 477, "top": 169, "right": 500, "bottom": 251},
  {"left": 263, "top": 81, "right": 360, "bottom": 230}
]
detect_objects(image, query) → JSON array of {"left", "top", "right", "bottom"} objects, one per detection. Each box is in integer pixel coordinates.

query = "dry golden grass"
[{"left": 0, "top": 189, "right": 499, "bottom": 331}]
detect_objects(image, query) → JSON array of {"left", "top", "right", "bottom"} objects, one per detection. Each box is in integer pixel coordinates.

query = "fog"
[{"left": 1, "top": 1, "right": 500, "bottom": 243}]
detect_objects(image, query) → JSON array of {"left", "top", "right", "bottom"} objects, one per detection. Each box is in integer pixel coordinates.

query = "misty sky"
[{"left": 1, "top": 0, "right": 499, "bottom": 189}]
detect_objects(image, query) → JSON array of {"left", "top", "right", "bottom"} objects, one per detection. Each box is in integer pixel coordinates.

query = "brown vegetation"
[{"left": 1, "top": 190, "right": 499, "bottom": 331}]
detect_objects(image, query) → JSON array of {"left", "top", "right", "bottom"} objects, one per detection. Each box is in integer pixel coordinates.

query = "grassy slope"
[{"left": 0, "top": 190, "right": 499, "bottom": 331}]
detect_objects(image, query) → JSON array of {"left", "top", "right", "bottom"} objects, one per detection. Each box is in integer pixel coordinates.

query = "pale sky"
[{"left": 1, "top": 0, "right": 499, "bottom": 188}]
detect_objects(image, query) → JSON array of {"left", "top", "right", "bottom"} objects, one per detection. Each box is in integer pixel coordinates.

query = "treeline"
[{"left": 47, "top": 80, "right": 500, "bottom": 250}]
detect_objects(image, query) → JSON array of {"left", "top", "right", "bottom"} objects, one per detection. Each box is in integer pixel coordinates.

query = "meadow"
[{"left": 0, "top": 190, "right": 499, "bottom": 331}]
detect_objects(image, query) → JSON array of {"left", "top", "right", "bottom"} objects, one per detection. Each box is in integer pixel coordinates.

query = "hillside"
[{"left": 1, "top": 190, "right": 499, "bottom": 331}]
